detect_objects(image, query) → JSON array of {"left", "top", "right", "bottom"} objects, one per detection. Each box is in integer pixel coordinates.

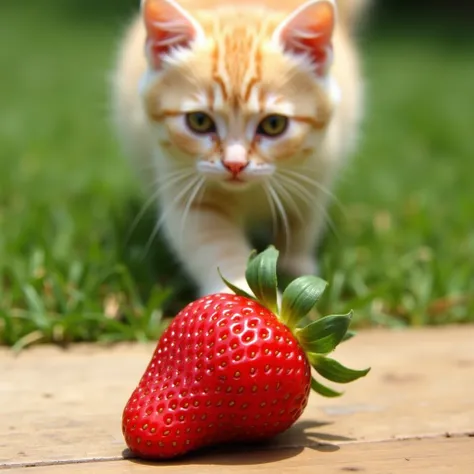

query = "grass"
[{"left": 1, "top": 2, "right": 473, "bottom": 348}]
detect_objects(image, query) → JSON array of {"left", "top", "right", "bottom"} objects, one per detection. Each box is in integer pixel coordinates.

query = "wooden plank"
[
  {"left": 1, "top": 326, "right": 473, "bottom": 468},
  {"left": 6, "top": 437, "right": 474, "bottom": 473}
]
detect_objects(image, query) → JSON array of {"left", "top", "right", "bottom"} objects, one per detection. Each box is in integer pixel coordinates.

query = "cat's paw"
[{"left": 279, "top": 255, "right": 319, "bottom": 278}]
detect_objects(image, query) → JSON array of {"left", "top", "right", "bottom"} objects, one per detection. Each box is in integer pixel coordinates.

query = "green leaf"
[
  {"left": 218, "top": 268, "right": 256, "bottom": 300},
  {"left": 296, "top": 314, "right": 314, "bottom": 329},
  {"left": 280, "top": 276, "right": 328, "bottom": 329},
  {"left": 245, "top": 246, "right": 279, "bottom": 313},
  {"left": 342, "top": 330, "right": 356, "bottom": 343},
  {"left": 310, "top": 376, "right": 343, "bottom": 398},
  {"left": 12, "top": 330, "right": 45, "bottom": 353},
  {"left": 247, "top": 249, "right": 258, "bottom": 265},
  {"left": 296, "top": 312, "right": 352, "bottom": 354},
  {"left": 310, "top": 354, "right": 371, "bottom": 384}
]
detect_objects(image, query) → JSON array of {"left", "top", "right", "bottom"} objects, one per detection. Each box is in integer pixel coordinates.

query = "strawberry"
[{"left": 122, "top": 247, "right": 370, "bottom": 460}]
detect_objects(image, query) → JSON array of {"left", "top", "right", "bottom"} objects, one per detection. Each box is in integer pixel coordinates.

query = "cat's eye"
[
  {"left": 257, "top": 114, "right": 289, "bottom": 137},
  {"left": 185, "top": 112, "right": 216, "bottom": 134}
]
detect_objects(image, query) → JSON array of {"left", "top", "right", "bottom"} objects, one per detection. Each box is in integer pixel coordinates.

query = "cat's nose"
[
  {"left": 221, "top": 160, "right": 249, "bottom": 176},
  {"left": 222, "top": 143, "right": 249, "bottom": 176}
]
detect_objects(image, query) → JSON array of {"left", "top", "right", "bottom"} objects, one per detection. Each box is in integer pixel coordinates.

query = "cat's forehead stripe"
[
  {"left": 211, "top": 41, "right": 229, "bottom": 102},
  {"left": 210, "top": 23, "right": 265, "bottom": 110},
  {"left": 242, "top": 47, "right": 262, "bottom": 104}
]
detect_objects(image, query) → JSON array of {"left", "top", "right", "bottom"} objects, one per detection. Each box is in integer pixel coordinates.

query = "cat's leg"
[{"left": 162, "top": 204, "right": 252, "bottom": 297}]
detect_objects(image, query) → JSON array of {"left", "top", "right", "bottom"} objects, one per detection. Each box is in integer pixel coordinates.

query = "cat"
[{"left": 111, "top": 0, "right": 369, "bottom": 297}]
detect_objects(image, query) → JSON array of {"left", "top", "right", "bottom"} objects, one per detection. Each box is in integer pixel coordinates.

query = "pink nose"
[{"left": 222, "top": 160, "right": 248, "bottom": 176}]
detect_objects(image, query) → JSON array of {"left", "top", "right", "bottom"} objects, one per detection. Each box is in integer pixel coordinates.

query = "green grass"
[{"left": 1, "top": 2, "right": 473, "bottom": 348}]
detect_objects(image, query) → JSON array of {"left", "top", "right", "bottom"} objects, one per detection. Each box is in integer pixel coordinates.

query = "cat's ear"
[
  {"left": 272, "top": 0, "right": 336, "bottom": 76},
  {"left": 142, "top": 0, "right": 205, "bottom": 69}
]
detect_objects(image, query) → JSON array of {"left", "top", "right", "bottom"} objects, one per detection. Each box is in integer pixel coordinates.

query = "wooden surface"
[
  {"left": 5, "top": 438, "right": 474, "bottom": 474},
  {"left": 1, "top": 326, "right": 473, "bottom": 473}
]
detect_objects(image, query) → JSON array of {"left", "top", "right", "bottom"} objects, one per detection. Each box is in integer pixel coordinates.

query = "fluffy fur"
[{"left": 112, "top": 0, "right": 368, "bottom": 296}]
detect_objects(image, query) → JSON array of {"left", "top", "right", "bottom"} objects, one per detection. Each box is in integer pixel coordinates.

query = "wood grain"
[
  {"left": 6, "top": 438, "right": 474, "bottom": 473},
  {"left": 1, "top": 326, "right": 473, "bottom": 471}
]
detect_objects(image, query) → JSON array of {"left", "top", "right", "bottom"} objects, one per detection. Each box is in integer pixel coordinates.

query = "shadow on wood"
[{"left": 121, "top": 420, "right": 347, "bottom": 467}]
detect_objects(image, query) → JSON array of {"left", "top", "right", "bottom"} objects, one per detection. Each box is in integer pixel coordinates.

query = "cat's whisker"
[
  {"left": 125, "top": 188, "right": 161, "bottom": 244},
  {"left": 140, "top": 165, "right": 183, "bottom": 177},
  {"left": 194, "top": 181, "right": 208, "bottom": 238},
  {"left": 143, "top": 175, "right": 202, "bottom": 258},
  {"left": 153, "top": 164, "right": 195, "bottom": 181},
  {"left": 277, "top": 174, "right": 340, "bottom": 240},
  {"left": 279, "top": 168, "right": 335, "bottom": 197},
  {"left": 126, "top": 169, "right": 195, "bottom": 243},
  {"left": 155, "top": 170, "right": 196, "bottom": 191},
  {"left": 150, "top": 168, "right": 195, "bottom": 188},
  {"left": 278, "top": 170, "right": 346, "bottom": 224},
  {"left": 279, "top": 168, "right": 346, "bottom": 215},
  {"left": 196, "top": 181, "right": 207, "bottom": 206},
  {"left": 279, "top": 174, "right": 334, "bottom": 223},
  {"left": 276, "top": 173, "right": 315, "bottom": 202},
  {"left": 265, "top": 182, "right": 291, "bottom": 255},
  {"left": 179, "top": 177, "right": 206, "bottom": 248},
  {"left": 316, "top": 201, "right": 340, "bottom": 240},
  {"left": 270, "top": 179, "right": 305, "bottom": 225},
  {"left": 262, "top": 185, "right": 278, "bottom": 241}
]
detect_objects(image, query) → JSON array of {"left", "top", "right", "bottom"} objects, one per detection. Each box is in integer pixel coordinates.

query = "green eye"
[
  {"left": 185, "top": 112, "right": 216, "bottom": 134},
  {"left": 257, "top": 114, "right": 289, "bottom": 137}
]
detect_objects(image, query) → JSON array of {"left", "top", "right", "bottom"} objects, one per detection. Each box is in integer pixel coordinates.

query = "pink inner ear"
[
  {"left": 143, "top": 0, "right": 199, "bottom": 68},
  {"left": 278, "top": 1, "right": 335, "bottom": 75}
]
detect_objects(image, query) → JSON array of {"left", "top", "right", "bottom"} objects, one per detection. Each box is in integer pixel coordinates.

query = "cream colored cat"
[{"left": 112, "top": 0, "right": 369, "bottom": 296}]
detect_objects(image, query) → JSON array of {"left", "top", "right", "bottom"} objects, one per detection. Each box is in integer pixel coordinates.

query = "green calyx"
[{"left": 220, "top": 246, "right": 371, "bottom": 398}]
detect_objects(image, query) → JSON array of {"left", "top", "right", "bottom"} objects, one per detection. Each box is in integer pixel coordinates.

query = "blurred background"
[{"left": 1, "top": 0, "right": 473, "bottom": 347}]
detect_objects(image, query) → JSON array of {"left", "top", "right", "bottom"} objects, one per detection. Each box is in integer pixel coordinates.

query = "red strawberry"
[{"left": 122, "top": 247, "right": 370, "bottom": 460}]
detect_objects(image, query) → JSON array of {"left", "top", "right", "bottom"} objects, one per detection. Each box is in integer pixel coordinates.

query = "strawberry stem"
[{"left": 219, "top": 246, "right": 371, "bottom": 398}]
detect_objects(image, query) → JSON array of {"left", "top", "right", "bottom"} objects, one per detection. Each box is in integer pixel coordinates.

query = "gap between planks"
[{"left": 2, "top": 431, "right": 474, "bottom": 471}]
